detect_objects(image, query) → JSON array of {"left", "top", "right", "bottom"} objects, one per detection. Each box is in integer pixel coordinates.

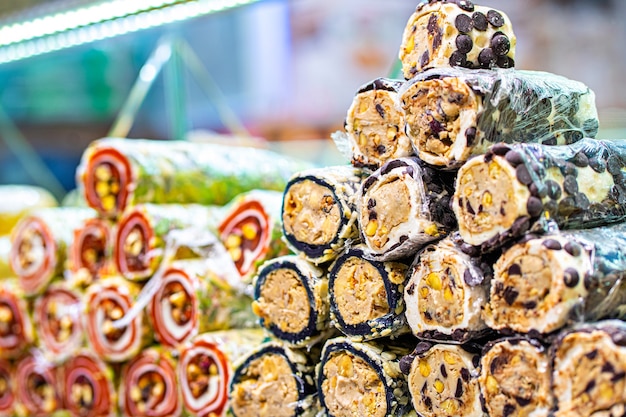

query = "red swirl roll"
[
  {"left": 0, "top": 360, "right": 15, "bottom": 416},
  {"left": 9, "top": 208, "right": 95, "bottom": 295},
  {"left": 0, "top": 280, "right": 33, "bottom": 359},
  {"left": 33, "top": 283, "right": 83, "bottom": 363},
  {"left": 15, "top": 352, "right": 61, "bottom": 416},
  {"left": 119, "top": 348, "right": 181, "bottom": 417},
  {"left": 68, "top": 218, "right": 114, "bottom": 286},
  {"left": 178, "top": 330, "right": 266, "bottom": 417},
  {"left": 83, "top": 277, "right": 148, "bottom": 362},
  {"left": 61, "top": 351, "right": 117, "bottom": 417}
]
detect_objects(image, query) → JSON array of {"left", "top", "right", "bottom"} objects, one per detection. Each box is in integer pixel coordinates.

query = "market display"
[{"left": 4, "top": 0, "right": 626, "bottom": 416}]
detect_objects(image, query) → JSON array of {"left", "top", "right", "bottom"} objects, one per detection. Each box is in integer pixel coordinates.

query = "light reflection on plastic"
[{"left": 0, "top": 0, "right": 260, "bottom": 64}]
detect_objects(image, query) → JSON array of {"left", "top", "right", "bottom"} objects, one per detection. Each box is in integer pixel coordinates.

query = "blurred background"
[{"left": 0, "top": 0, "right": 625, "bottom": 200}]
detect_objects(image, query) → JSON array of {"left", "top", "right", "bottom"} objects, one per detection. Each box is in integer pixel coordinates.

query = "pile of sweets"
[
  {"left": 230, "top": 1, "right": 626, "bottom": 417},
  {"left": 0, "top": 138, "right": 312, "bottom": 417}
]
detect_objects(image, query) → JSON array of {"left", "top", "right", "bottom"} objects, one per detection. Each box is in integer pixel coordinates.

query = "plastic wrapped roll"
[
  {"left": 68, "top": 218, "right": 115, "bottom": 287},
  {"left": 401, "top": 67, "right": 598, "bottom": 169},
  {"left": 399, "top": 0, "right": 516, "bottom": 77},
  {"left": 343, "top": 78, "right": 413, "bottom": 169},
  {"left": 33, "top": 283, "right": 83, "bottom": 363},
  {"left": 61, "top": 350, "right": 117, "bottom": 417},
  {"left": 0, "top": 185, "right": 57, "bottom": 236},
  {"left": 119, "top": 347, "right": 181, "bottom": 417},
  {"left": 401, "top": 341, "right": 483, "bottom": 417},
  {"left": 252, "top": 255, "right": 331, "bottom": 347},
  {"left": 15, "top": 352, "right": 61, "bottom": 416},
  {"left": 282, "top": 166, "right": 365, "bottom": 264},
  {"left": 485, "top": 224, "right": 626, "bottom": 335},
  {"left": 551, "top": 320, "right": 626, "bottom": 417},
  {"left": 479, "top": 337, "right": 552, "bottom": 417},
  {"left": 328, "top": 246, "right": 409, "bottom": 341},
  {"left": 218, "top": 190, "right": 289, "bottom": 282},
  {"left": 178, "top": 329, "right": 267, "bottom": 417},
  {"left": 0, "top": 360, "right": 15, "bottom": 417},
  {"left": 77, "top": 138, "right": 312, "bottom": 218},
  {"left": 0, "top": 280, "right": 33, "bottom": 359},
  {"left": 358, "top": 158, "right": 456, "bottom": 261},
  {"left": 9, "top": 207, "right": 96, "bottom": 295},
  {"left": 318, "top": 336, "right": 412, "bottom": 417},
  {"left": 404, "top": 237, "right": 491, "bottom": 344},
  {"left": 83, "top": 276, "right": 149, "bottom": 362},
  {"left": 453, "top": 139, "right": 626, "bottom": 253},
  {"left": 229, "top": 341, "right": 319, "bottom": 417},
  {"left": 148, "top": 259, "right": 256, "bottom": 349},
  {"left": 114, "top": 204, "right": 224, "bottom": 281},
  {"left": 0, "top": 237, "right": 11, "bottom": 280}
]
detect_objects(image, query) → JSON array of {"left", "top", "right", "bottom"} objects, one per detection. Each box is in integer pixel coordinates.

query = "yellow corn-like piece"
[
  {"left": 443, "top": 351, "right": 457, "bottom": 365},
  {"left": 242, "top": 223, "right": 257, "bottom": 240},
  {"left": 444, "top": 287, "right": 454, "bottom": 302},
  {"left": 419, "top": 359, "right": 431, "bottom": 377},
  {"left": 486, "top": 375, "right": 498, "bottom": 394},
  {"left": 426, "top": 273, "right": 442, "bottom": 291},
  {"left": 434, "top": 379, "right": 445, "bottom": 394},
  {"left": 365, "top": 220, "right": 378, "bottom": 237}
]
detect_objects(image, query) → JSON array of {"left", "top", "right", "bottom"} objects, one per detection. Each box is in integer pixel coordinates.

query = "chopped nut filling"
[
  {"left": 93, "top": 163, "right": 121, "bottom": 214},
  {"left": 163, "top": 282, "right": 192, "bottom": 325},
  {"left": 418, "top": 266, "right": 465, "bottom": 327},
  {"left": 17, "top": 227, "right": 46, "bottom": 272},
  {"left": 122, "top": 226, "right": 147, "bottom": 272},
  {"left": 100, "top": 299, "right": 127, "bottom": 342},
  {"left": 70, "top": 376, "right": 94, "bottom": 411},
  {"left": 130, "top": 371, "right": 166, "bottom": 412},
  {"left": 0, "top": 303, "right": 16, "bottom": 337},
  {"left": 27, "top": 374, "right": 56, "bottom": 413},
  {"left": 46, "top": 300, "right": 75, "bottom": 343},
  {"left": 186, "top": 354, "right": 218, "bottom": 399}
]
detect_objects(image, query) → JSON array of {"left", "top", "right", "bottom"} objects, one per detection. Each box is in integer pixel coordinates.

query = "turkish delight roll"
[
  {"left": 77, "top": 138, "right": 311, "bottom": 218},
  {"left": 0, "top": 360, "right": 15, "bottom": 417},
  {"left": 149, "top": 259, "right": 256, "bottom": 349},
  {"left": 328, "top": 246, "right": 410, "bottom": 341},
  {"left": 119, "top": 347, "right": 181, "bottom": 417},
  {"left": 401, "top": 67, "right": 598, "bottom": 169},
  {"left": 68, "top": 218, "right": 115, "bottom": 287},
  {"left": 114, "top": 204, "right": 223, "bottom": 281},
  {"left": 178, "top": 329, "right": 266, "bottom": 417},
  {"left": 83, "top": 276, "right": 150, "bottom": 363},
  {"left": 218, "top": 190, "right": 288, "bottom": 282},
  {"left": 551, "top": 320, "right": 626, "bottom": 417},
  {"left": 229, "top": 341, "right": 319, "bottom": 417},
  {"left": 453, "top": 139, "right": 626, "bottom": 253},
  {"left": 479, "top": 337, "right": 552, "bottom": 417},
  {"left": 0, "top": 280, "right": 33, "bottom": 360},
  {"left": 399, "top": 0, "right": 516, "bottom": 77},
  {"left": 252, "top": 255, "right": 332, "bottom": 347},
  {"left": 401, "top": 341, "right": 483, "bottom": 417},
  {"left": 485, "top": 224, "right": 626, "bottom": 335},
  {"left": 344, "top": 78, "right": 413, "bottom": 169},
  {"left": 282, "top": 166, "right": 365, "bottom": 264},
  {"left": 33, "top": 283, "right": 84, "bottom": 363},
  {"left": 15, "top": 351, "right": 62, "bottom": 416},
  {"left": 9, "top": 207, "right": 95, "bottom": 295},
  {"left": 61, "top": 350, "right": 117, "bottom": 417},
  {"left": 404, "top": 237, "right": 490, "bottom": 344},
  {"left": 318, "top": 336, "right": 412, "bottom": 417},
  {"left": 359, "top": 157, "right": 456, "bottom": 261}
]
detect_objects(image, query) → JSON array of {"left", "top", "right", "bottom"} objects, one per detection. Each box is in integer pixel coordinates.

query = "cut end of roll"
[
  {"left": 82, "top": 146, "right": 131, "bottom": 218},
  {"left": 115, "top": 211, "right": 154, "bottom": 281},
  {"left": 10, "top": 217, "right": 55, "bottom": 295}
]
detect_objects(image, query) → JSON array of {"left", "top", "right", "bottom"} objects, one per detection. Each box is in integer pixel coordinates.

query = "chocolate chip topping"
[
  {"left": 455, "top": 14, "right": 473, "bottom": 33},
  {"left": 526, "top": 196, "right": 544, "bottom": 217},
  {"left": 563, "top": 242, "right": 582, "bottom": 257},
  {"left": 492, "top": 143, "right": 511, "bottom": 156},
  {"left": 478, "top": 48, "right": 496, "bottom": 68},
  {"left": 515, "top": 164, "right": 533, "bottom": 185},
  {"left": 542, "top": 239, "right": 562, "bottom": 250},
  {"left": 399, "top": 354, "right": 415, "bottom": 375},
  {"left": 465, "top": 126, "right": 477, "bottom": 146},
  {"left": 572, "top": 152, "right": 589, "bottom": 167},
  {"left": 490, "top": 33, "right": 510, "bottom": 56},
  {"left": 487, "top": 9, "right": 505, "bottom": 27},
  {"left": 472, "top": 11, "right": 488, "bottom": 31},
  {"left": 563, "top": 268, "right": 580, "bottom": 287},
  {"left": 505, "top": 151, "right": 524, "bottom": 166},
  {"left": 496, "top": 55, "right": 515, "bottom": 68},
  {"left": 507, "top": 263, "right": 521, "bottom": 276},
  {"left": 450, "top": 51, "right": 467, "bottom": 67},
  {"left": 455, "top": 34, "right": 473, "bottom": 53},
  {"left": 563, "top": 175, "right": 579, "bottom": 195},
  {"left": 455, "top": 0, "right": 475, "bottom": 12},
  {"left": 503, "top": 286, "right": 519, "bottom": 305},
  {"left": 546, "top": 180, "right": 562, "bottom": 200}
]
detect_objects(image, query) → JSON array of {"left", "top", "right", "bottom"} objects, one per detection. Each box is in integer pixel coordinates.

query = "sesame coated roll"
[
  {"left": 318, "top": 337, "right": 413, "bottom": 417},
  {"left": 282, "top": 166, "right": 366, "bottom": 264},
  {"left": 401, "top": 341, "right": 483, "bottom": 417},
  {"left": 0, "top": 280, "right": 34, "bottom": 360},
  {"left": 401, "top": 67, "right": 598, "bottom": 169},
  {"left": 9, "top": 207, "right": 96, "bottom": 296},
  {"left": 551, "top": 320, "right": 626, "bottom": 417},
  {"left": 344, "top": 78, "right": 413, "bottom": 169},
  {"left": 178, "top": 329, "right": 267, "bottom": 417},
  {"left": 399, "top": 0, "right": 516, "bottom": 78},
  {"left": 77, "top": 138, "right": 312, "bottom": 219},
  {"left": 453, "top": 139, "right": 626, "bottom": 253},
  {"left": 486, "top": 223, "right": 626, "bottom": 335},
  {"left": 252, "top": 255, "right": 332, "bottom": 347},
  {"left": 359, "top": 157, "right": 456, "bottom": 261},
  {"left": 328, "top": 245, "right": 410, "bottom": 341},
  {"left": 229, "top": 341, "right": 319, "bottom": 417},
  {"left": 15, "top": 351, "right": 62, "bottom": 416},
  {"left": 404, "top": 237, "right": 491, "bottom": 344},
  {"left": 114, "top": 204, "right": 224, "bottom": 281},
  {"left": 479, "top": 337, "right": 552, "bottom": 417}
]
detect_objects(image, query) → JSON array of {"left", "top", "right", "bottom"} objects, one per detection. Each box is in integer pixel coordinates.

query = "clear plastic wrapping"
[
  {"left": 453, "top": 138, "right": 626, "bottom": 253},
  {"left": 401, "top": 67, "right": 598, "bottom": 168}
]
